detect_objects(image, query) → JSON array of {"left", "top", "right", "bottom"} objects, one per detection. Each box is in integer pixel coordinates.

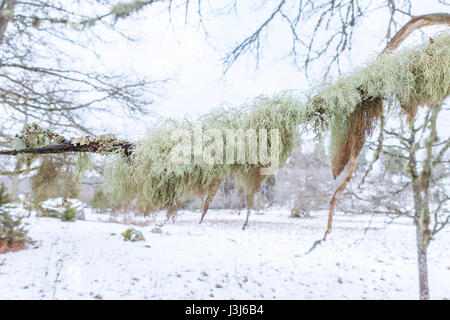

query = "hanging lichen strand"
[
  {"left": 102, "top": 33, "right": 450, "bottom": 215},
  {"left": 103, "top": 95, "right": 303, "bottom": 214}
]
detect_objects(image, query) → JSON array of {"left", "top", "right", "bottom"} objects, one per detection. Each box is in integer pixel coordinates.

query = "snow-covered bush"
[
  {"left": 0, "top": 211, "right": 30, "bottom": 249},
  {"left": 61, "top": 204, "right": 77, "bottom": 222},
  {"left": 290, "top": 208, "right": 311, "bottom": 218},
  {"left": 0, "top": 184, "right": 30, "bottom": 251},
  {"left": 36, "top": 198, "right": 85, "bottom": 220},
  {"left": 121, "top": 227, "right": 145, "bottom": 242}
]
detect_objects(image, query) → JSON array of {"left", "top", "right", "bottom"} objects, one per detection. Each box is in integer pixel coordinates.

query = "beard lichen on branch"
[
  {"left": 104, "top": 33, "right": 450, "bottom": 216},
  {"left": 104, "top": 94, "right": 303, "bottom": 215},
  {"left": 12, "top": 124, "right": 67, "bottom": 150},
  {"left": 1, "top": 33, "right": 449, "bottom": 219},
  {"left": 6, "top": 124, "right": 132, "bottom": 187}
]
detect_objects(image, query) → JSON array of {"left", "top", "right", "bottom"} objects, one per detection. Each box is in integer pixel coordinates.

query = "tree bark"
[
  {"left": 0, "top": 140, "right": 133, "bottom": 156},
  {"left": 407, "top": 107, "right": 439, "bottom": 300},
  {"left": 416, "top": 233, "right": 430, "bottom": 300}
]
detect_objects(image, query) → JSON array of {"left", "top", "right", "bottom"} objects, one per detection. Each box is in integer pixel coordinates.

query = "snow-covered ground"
[{"left": 0, "top": 207, "right": 448, "bottom": 300}]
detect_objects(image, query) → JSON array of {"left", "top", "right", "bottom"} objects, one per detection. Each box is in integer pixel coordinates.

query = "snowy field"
[{"left": 0, "top": 208, "right": 448, "bottom": 300}]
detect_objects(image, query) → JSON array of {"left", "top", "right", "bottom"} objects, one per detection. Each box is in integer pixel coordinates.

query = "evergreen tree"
[{"left": 0, "top": 183, "right": 29, "bottom": 249}]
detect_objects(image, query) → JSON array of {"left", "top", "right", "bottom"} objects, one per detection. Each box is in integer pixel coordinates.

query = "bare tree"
[
  {"left": 0, "top": 0, "right": 167, "bottom": 197},
  {"left": 86, "top": 1, "right": 447, "bottom": 77},
  {"left": 205, "top": 0, "right": 445, "bottom": 76},
  {"left": 343, "top": 105, "right": 450, "bottom": 300},
  {"left": 0, "top": 0, "right": 164, "bottom": 147},
  {"left": 2, "top": 1, "right": 448, "bottom": 141}
]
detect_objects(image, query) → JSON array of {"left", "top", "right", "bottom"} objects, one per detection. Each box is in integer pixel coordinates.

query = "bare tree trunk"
[
  {"left": 416, "top": 233, "right": 430, "bottom": 300},
  {"left": 407, "top": 106, "right": 439, "bottom": 300},
  {"left": 242, "top": 194, "right": 254, "bottom": 230},
  {"left": 411, "top": 181, "right": 431, "bottom": 300}
]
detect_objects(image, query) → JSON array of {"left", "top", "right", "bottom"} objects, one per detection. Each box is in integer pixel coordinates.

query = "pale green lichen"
[
  {"left": 111, "top": 1, "right": 148, "bottom": 20},
  {"left": 104, "top": 33, "right": 450, "bottom": 215},
  {"left": 66, "top": 20, "right": 80, "bottom": 30},
  {"left": 1, "top": 9, "right": 14, "bottom": 21},
  {"left": 12, "top": 124, "right": 65, "bottom": 150}
]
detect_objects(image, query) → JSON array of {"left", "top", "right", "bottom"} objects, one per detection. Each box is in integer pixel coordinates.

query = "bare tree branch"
[{"left": 384, "top": 13, "right": 450, "bottom": 53}]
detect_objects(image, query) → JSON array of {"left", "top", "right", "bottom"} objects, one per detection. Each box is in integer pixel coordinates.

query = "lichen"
[
  {"left": 111, "top": 1, "right": 148, "bottom": 20},
  {"left": 1, "top": 9, "right": 14, "bottom": 21},
  {"left": 104, "top": 33, "right": 450, "bottom": 216}
]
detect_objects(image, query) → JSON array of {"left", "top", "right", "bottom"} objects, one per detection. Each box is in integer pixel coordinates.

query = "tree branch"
[
  {"left": 0, "top": 135, "right": 133, "bottom": 157},
  {"left": 318, "top": 12, "right": 450, "bottom": 244}
]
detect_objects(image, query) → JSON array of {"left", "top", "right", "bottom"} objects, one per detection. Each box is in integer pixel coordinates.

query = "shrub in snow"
[
  {"left": 35, "top": 203, "right": 60, "bottom": 218},
  {"left": 0, "top": 211, "right": 30, "bottom": 249},
  {"left": 61, "top": 204, "right": 77, "bottom": 222},
  {"left": 0, "top": 184, "right": 30, "bottom": 250},
  {"left": 36, "top": 198, "right": 85, "bottom": 220},
  {"left": 290, "top": 208, "right": 311, "bottom": 218},
  {"left": 121, "top": 227, "right": 145, "bottom": 242}
]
